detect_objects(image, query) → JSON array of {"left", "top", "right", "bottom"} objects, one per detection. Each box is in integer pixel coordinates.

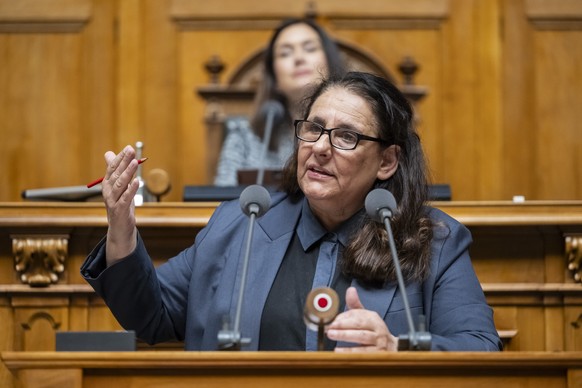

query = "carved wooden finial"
[
  {"left": 397, "top": 55, "right": 427, "bottom": 104},
  {"left": 398, "top": 56, "right": 419, "bottom": 85},
  {"left": 204, "top": 55, "right": 225, "bottom": 84},
  {"left": 305, "top": 1, "right": 318, "bottom": 20}
]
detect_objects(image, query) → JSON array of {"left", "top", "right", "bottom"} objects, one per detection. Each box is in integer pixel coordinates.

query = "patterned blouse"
[{"left": 214, "top": 117, "right": 295, "bottom": 186}]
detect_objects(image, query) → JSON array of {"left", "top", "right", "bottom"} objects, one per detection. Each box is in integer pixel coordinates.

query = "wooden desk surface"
[
  {"left": 1, "top": 200, "right": 582, "bottom": 227},
  {"left": 3, "top": 351, "right": 582, "bottom": 388},
  {"left": 3, "top": 350, "right": 582, "bottom": 368}
]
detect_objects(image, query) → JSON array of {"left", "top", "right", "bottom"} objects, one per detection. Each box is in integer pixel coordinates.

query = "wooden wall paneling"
[
  {"left": 179, "top": 29, "right": 272, "bottom": 185},
  {"left": 0, "top": 34, "right": 84, "bottom": 200},
  {"left": 511, "top": 306, "right": 546, "bottom": 351},
  {"left": 0, "top": 0, "right": 91, "bottom": 33},
  {"left": 18, "top": 369, "right": 82, "bottom": 388},
  {"left": 565, "top": 305, "right": 582, "bottom": 351},
  {"left": 505, "top": 0, "right": 582, "bottom": 201},
  {"left": 534, "top": 30, "right": 582, "bottom": 200},
  {"left": 12, "top": 301, "right": 69, "bottom": 351},
  {"left": 441, "top": 1, "right": 479, "bottom": 200},
  {"left": 0, "top": 296, "right": 14, "bottom": 388},
  {"left": 501, "top": 0, "right": 537, "bottom": 202},
  {"left": 544, "top": 303, "right": 565, "bottom": 351},
  {"left": 86, "top": 297, "right": 123, "bottom": 332},
  {"left": 330, "top": 28, "right": 445, "bottom": 188},
  {"left": 484, "top": 287, "right": 580, "bottom": 351},
  {"left": 69, "top": 294, "right": 89, "bottom": 332},
  {"left": 171, "top": 0, "right": 449, "bottom": 21},
  {"left": 0, "top": 0, "right": 581, "bottom": 202},
  {"left": 140, "top": 0, "right": 180, "bottom": 201},
  {"left": 542, "top": 226, "right": 569, "bottom": 283},
  {"left": 116, "top": 0, "right": 142, "bottom": 146},
  {"left": 65, "top": 228, "right": 106, "bottom": 286},
  {"left": 473, "top": 0, "right": 503, "bottom": 200},
  {"left": 0, "top": 0, "right": 112, "bottom": 203},
  {"left": 0, "top": 232, "right": 14, "bottom": 284},
  {"left": 489, "top": 306, "right": 518, "bottom": 350},
  {"left": 440, "top": 0, "right": 503, "bottom": 200},
  {"left": 80, "top": 0, "right": 117, "bottom": 190},
  {"left": 470, "top": 227, "right": 547, "bottom": 283}
]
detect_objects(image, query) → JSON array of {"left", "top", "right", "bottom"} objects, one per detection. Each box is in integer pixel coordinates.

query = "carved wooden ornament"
[
  {"left": 12, "top": 235, "right": 68, "bottom": 287},
  {"left": 566, "top": 234, "right": 582, "bottom": 283}
]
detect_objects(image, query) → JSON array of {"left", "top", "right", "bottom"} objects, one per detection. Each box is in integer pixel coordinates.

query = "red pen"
[{"left": 86, "top": 158, "right": 148, "bottom": 188}]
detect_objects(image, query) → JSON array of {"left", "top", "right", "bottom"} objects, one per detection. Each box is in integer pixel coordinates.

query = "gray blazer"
[{"left": 81, "top": 193, "right": 502, "bottom": 351}]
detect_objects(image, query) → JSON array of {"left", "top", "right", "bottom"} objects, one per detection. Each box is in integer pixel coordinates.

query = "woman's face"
[
  {"left": 273, "top": 23, "right": 329, "bottom": 103},
  {"left": 297, "top": 87, "right": 398, "bottom": 229}
]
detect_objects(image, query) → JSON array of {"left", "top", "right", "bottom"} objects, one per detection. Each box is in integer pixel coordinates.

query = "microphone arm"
[
  {"left": 381, "top": 213, "right": 431, "bottom": 350},
  {"left": 366, "top": 188, "right": 431, "bottom": 350},
  {"left": 218, "top": 185, "right": 271, "bottom": 350},
  {"left": 256, "top": 111, "right": 274, "bottom": 186},
  {"left": 256, "top": 100, "right": 284, "bottom": 186},
  {"left": 217, "top": 210, "right": 256, "bottom": 350}
]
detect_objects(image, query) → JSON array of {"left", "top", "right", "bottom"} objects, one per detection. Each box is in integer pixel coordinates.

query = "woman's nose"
[
  {"left": 294, "top": 50, "right": 306, "bottom": 64},
  {"left": 312, "top": 132, "right": 332, "bottom": 154}
]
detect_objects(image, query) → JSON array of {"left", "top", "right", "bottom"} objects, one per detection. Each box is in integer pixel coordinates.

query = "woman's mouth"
[
  {"left": 307, "top": 165, "right": 333, "bottom": 179},
  {"left": 294, "top": 69, "right": 312, "bottom": 78}
]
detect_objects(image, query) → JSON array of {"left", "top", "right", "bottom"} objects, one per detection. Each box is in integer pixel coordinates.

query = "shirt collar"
[{"left": 297, "top": 197, "right": 365, "bottom": 251}]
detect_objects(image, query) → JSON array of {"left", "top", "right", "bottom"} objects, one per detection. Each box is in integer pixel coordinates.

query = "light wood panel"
[{"left": 0, "top": 0, "right": 580, "bottom": 201}]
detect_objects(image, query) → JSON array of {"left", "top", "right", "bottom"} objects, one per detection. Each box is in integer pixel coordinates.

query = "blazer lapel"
[
  {"left": 351, "top": 279, "right": 397, "bottom": 320},
  {"left": 235, "top": 196, "right": 302, "bottom": 350}
]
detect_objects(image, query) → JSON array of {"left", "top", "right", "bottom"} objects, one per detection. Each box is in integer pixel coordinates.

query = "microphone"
[
  {"left": 22, "top": 185, "right": 102, "bottom": 201},
  {"left": 365, "top": 188, "right": 432, "bottom": 351},
  {"left": 304, "top": 287, "right": 340, "bottom": 351},
  {"left": 256, "top": 100, "right": 285, "bottom": 186},
  {"left": 218, "top": 184, "right": 271, "bottom": 350}
]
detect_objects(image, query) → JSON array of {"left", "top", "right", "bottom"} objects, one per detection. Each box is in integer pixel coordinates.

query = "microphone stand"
[
  {"left": 217, "top": 207, "right": 258, "bottom": 350},
  {"left": 255, "top": 100, "right": 283, "bottom": 186},
  {"left": 256, "top": 109, "right": 275, "bottom": 186},
  {"left": 381, "top": 211, "right": 432, "bottom": 351},
  {"left": 217, "top": 185, "right": 270, "bottom": 350}
]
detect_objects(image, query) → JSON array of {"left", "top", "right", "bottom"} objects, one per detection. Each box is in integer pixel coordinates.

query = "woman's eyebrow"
[{"left": 308, "top": 115, "right": 359, "bottom": 131}]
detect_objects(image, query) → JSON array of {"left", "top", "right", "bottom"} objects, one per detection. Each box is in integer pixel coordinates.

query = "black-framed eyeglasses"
[{"left": 294, "top": 120, "right": 389, "bottom": 150}]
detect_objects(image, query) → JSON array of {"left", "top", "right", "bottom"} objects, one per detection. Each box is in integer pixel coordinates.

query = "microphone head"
[
  {"left": 365, "top": 188, "right": 397, "bottom": 223},
  {"left": 303, "top": 287, "right": 340, "bottom": 331},
  {"left": 239, "top": 184, "right": 271, "bottom": 217},
  {"left": 259, "top": 99, "right": 285, "bottom": 124}
]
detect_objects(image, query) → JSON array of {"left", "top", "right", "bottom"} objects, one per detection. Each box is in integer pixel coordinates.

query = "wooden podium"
[{"left": 3, "top": 351, "right": 582, "bottom": 388}]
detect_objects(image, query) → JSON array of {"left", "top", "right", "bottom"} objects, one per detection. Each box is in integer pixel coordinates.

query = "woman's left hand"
[{"left": 326, "top": 286, "right": 398, "bottom": 352}]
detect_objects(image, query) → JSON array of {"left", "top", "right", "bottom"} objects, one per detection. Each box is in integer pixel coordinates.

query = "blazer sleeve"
[
  {"left": 80, "top": 201, "right": 229, "bottom": 345},
  {"left": 425, "top": 210, "right": 503, "bottom": 351}
]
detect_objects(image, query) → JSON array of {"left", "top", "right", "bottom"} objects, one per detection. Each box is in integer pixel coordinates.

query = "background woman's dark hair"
[
  {"left": 282, "top": 71, "right": 434, "bottom": 286},
  {"left": 251, "top": 18, "right": 346, "bottom": 150}
]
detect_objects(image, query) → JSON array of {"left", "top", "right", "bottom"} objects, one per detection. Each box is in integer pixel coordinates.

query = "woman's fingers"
[
  {"left": 102, "top": 146, "right": 139, "bottom": 265},
  {"left": 102, "top": 146, "right": 138, "bottom": 206},
  {"left": 328, "top": 287, "right": 398, "bottom": 352},
  {"left": 345, "top": 286, "right": 365, "bottom": 310},
  {"left": 327, "top": 327, "right": 379, "bottom": 346}
]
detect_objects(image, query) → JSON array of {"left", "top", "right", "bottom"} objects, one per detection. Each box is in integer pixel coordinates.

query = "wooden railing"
[{"left": 3, "top": 351, "right": 582, "bottom": 388}]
